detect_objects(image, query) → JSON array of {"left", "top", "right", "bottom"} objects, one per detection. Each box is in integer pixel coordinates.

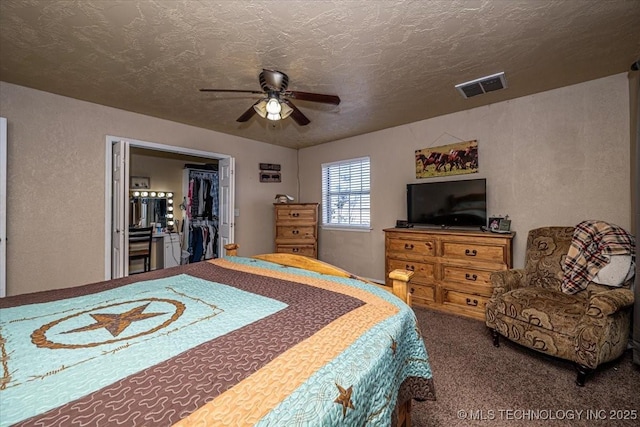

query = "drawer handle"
[
  {"left": 410, "top": 287, "right": 415, "bottom": 294},
  {"left": 466, "top": 298, "right": 479, "bottom": 307},
  {"left": 292, "top": 230, "right": 299, "bottom": 235},
  {"left": 465, "top": 273, "right": 478, "bottom": 281},
  {"left": 465, "top": 249, "right": 477, "bottom": 257},
  {"left": 292, "top": 247, "right": 300, "bottom": 253},
  {"left": 291, "top": 212, "right": 300, "bottom": 217},
  {"left": 425, "top": 242, "right": 433, "bottom": 249},
  {"left": 405, "top": 264, "right": 415, "bottom": 271},
  {"left": 404, "top": 243, "right": 414, "bottom": 250}
]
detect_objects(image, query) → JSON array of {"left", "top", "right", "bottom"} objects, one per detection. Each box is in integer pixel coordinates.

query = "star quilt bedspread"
[{"left": 0, "top": 256, "right": 435, "bottom": 426}]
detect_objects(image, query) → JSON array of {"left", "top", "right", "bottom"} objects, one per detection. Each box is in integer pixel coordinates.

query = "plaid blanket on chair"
[{"left": 561, "top": 220, "right": 635, "bottom": 294}]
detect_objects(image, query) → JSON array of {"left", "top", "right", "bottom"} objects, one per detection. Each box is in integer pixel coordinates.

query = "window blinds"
[{"left": 321, "top": 157, "right": 370, "bottom": 228}]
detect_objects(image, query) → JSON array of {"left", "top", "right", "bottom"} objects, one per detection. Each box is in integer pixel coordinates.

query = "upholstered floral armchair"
[{"left": 485, "top": 226, "right": 635, "bottom": 386}]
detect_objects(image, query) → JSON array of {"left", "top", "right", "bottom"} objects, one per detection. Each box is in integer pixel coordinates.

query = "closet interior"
[
  {"left": 182, "top": 164, "right": 220, "bottom": 262},
  {"left": 127, "top": 148, "right": 220, "bottom": 272}
]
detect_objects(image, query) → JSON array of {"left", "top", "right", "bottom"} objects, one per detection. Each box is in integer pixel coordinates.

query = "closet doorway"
[{"left": 105, "top": 136, "right": 235, "bottom": 280}]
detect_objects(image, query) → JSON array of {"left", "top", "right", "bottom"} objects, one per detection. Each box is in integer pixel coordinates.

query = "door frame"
[
  {"left": 0, "top": 117, "right": 7, "bottom": 297},
  {"left": 104, "top": 135, "right": 234, "bottom": 280}
]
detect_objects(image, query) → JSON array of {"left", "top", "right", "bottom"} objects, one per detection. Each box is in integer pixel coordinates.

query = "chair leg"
[
  {"left": 490, "top": 328, "right": 500, "bottom": 347},
  {"left": 575, "top": 364, "right": 592, "bottom": 387}
]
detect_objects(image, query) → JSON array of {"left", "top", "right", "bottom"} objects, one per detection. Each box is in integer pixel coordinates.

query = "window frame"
[{"left": 320, "top": 156, "right": 371, "bottom": 231}]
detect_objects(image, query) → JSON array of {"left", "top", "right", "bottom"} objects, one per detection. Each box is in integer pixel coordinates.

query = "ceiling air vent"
[{"left": 455, "top": 72, "right": 507, "bottom": 99}]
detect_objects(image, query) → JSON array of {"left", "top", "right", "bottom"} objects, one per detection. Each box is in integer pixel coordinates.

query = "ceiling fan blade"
[
  {"left": 286, "top": 91, "right": 341, "bottom": 105},
  {"left": 282, "top": 99, "right": 310, "bottom": 126},
  {"left": 260, "top": 69, "right": 289, "bottom": 92},
  {"left": 236, "top": 101, "right": 261, "bottom": 122},
  {"left": 200, "top": 88, "right": 264, "bottom": 95}
]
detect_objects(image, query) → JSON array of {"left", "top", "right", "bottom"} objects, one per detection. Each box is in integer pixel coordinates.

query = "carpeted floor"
[{"left": 410, "top": 307, "right": 640, "bottom": 427}]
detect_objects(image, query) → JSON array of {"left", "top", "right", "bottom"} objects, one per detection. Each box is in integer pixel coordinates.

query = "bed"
[{"left": 0, "top": 247, "right": 435, "bottom": 426}]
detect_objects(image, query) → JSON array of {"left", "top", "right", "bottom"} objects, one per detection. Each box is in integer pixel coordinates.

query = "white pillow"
[{"left": 593, "top": 255, "right": 634, "bottom": 287}]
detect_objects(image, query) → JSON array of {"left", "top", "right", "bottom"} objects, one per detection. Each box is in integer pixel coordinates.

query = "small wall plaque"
[
  {"left": 259, "top": 163, "right": 281, "bottom": 171},
  {"left": 260, "top": 171, "right": 281, "bottom": 183}
]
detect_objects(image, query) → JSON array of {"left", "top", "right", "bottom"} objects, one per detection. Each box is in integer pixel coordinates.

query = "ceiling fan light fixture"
[
  {"left": 254, "top": 98, "right": 293, "bottom": 122},
  {"left": 266, "top": 97, "right": 282, "bottom": 115},
  {"left": 202, "top": 69, "right": 338, "bottom": 125},
  {"left": 280, "top": 102, "right": 293, "bottom": 119},
  {"left": 253, "top": 100, "right": 268, "bottom": 118}
]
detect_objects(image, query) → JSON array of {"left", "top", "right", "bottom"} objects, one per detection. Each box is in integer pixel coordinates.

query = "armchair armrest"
[
  {"left": 586, "top": 288, "right": 634, "bottom": 318},
  {"left": 489, "top": 269, "right": 525, "bottom": 297},
  {"left": 576, "top": 287, "right": 634, "bottom": 368}
]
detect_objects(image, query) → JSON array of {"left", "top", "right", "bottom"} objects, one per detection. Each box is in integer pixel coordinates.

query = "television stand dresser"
[{"left": 384, "top": 227, "right": 514, "bottom": 320}]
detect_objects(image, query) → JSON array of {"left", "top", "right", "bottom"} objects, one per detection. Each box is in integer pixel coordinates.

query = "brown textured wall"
[
  {"left": 1, "top": 73, "right": 633, "bottom": 294},
  {"left": 299, "top": 74, "right": 633, "bottom": 281},
  {"left": 0, "top": 82, "right": 298, "bottom": 296}
]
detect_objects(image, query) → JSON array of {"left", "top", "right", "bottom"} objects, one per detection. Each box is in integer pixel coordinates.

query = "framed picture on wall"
[
  {"left": 415, "top": 139, "right": 478, "bottom": 179},
  {"left": 131, "top": 176, "right": 150, "bottom": 189}
]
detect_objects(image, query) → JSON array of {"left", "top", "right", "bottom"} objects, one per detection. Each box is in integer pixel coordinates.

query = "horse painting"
[{"left": 415, "top": 140, "right": 478, "bottom": 178}]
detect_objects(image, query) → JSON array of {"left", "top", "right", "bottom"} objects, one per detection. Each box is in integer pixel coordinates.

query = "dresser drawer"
[
  {"left": 441, "top": 265, "right": 493, "bottom": 287},
  {"left": 276, "top": 207, "right": 317, "bottom": 223},
  {"left": 276, "top": 225, "right": 317, "bottom": 240},
  {"left": 388, "top": 258, "right": 435, "bottom": 285},
  {"left": 275, "top": 244, "right": 316, "bottom": 257},
  {"left": 441, "top": 241, "right": 505, "bottom": 264},
  {"left": 410, "top": 283, "right": 437, "bottom": 305},
  {"left": 442, "top": 289, "right": 489, "bottom": 315},
  {"left": 386, "top": 238, "right": 436, "bottom": 260}
]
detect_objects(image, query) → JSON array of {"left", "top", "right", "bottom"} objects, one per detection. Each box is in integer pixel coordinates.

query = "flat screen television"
[{"left": 406, "top": 178, "right": 487, "bottom": 228}]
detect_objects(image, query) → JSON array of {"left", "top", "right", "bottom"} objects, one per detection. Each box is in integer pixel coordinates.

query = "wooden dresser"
[
  {"left": 274, "top": 203, "right": 319, "bottom": 258},
  {"left": 384, "top": 227, "right": 514, "bottom": 320}
]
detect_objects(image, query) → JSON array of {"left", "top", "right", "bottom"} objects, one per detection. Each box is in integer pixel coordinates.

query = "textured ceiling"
[{"left": 1, "top": 0, "right": 639, "bottom": 149}]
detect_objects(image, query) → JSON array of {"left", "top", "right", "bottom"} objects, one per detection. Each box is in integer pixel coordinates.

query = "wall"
[
  {"left": 298, "top": 73, "right": 632, "bottom": 282},
  {"left": 1, "top": 82, "right": 298, "bottom": 296},
  {"left": 2, "top": 73, "right": 632, "bottom": 294}
]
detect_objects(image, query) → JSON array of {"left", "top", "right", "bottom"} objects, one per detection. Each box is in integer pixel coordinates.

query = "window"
[{"left": 321, "top": 157, "right": 370, "bottom": 229}]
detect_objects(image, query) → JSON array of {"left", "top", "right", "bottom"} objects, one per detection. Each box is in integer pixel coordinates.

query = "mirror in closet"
[{"left": 130, "top": 190, "right": 175, "bottom": 229}]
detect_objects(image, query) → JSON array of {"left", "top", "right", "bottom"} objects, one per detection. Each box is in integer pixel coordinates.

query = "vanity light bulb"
[
  {"left": 168, "top": 206, "right": 174, "bottom": 211},
  {"left": 158, "top": 192, "right": 165, "bottom": 197},
  {"left": 150, "top": 192, "right": 157, "bottom": 197},
  {"left": 167, "top": 193, "right": 173, "bottom": 197},
  {"left": 167, "top": 199, "right": 173, "bottom": 204},
  {"left": 141, "top": 191, "right": 149, "bottom": 197},
  {"left": 133, "top": 191, "right": 140, "bottom": 197},
  {"left": 167, "top": 213, "right": 174, "bottom": 219},
  {"left": 168, "top": 220, "right": 174, "bottom": 226}
]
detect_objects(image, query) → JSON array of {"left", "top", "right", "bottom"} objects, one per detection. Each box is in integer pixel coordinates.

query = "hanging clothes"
[
  {"left": 187, "top": 169, "right": 219, "bottom": 221},
  {"left": 184, "top": 167, "right": 220, "bottom": 263},
  {"left": 188, "top": 221, "right": 219, "bottom": 262}
]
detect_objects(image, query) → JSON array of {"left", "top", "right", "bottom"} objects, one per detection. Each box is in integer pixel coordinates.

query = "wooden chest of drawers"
[
  {"left": 384, "top": 228, "right": 514, "bottom": 320},
  {"left": 274, "top": 203, "right": 319, "bottom": 258}
]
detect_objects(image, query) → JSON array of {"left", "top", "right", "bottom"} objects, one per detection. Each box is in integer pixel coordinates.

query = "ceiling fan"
[{"left": 200, "top": 69, "right": 340, "bottom": 126}]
